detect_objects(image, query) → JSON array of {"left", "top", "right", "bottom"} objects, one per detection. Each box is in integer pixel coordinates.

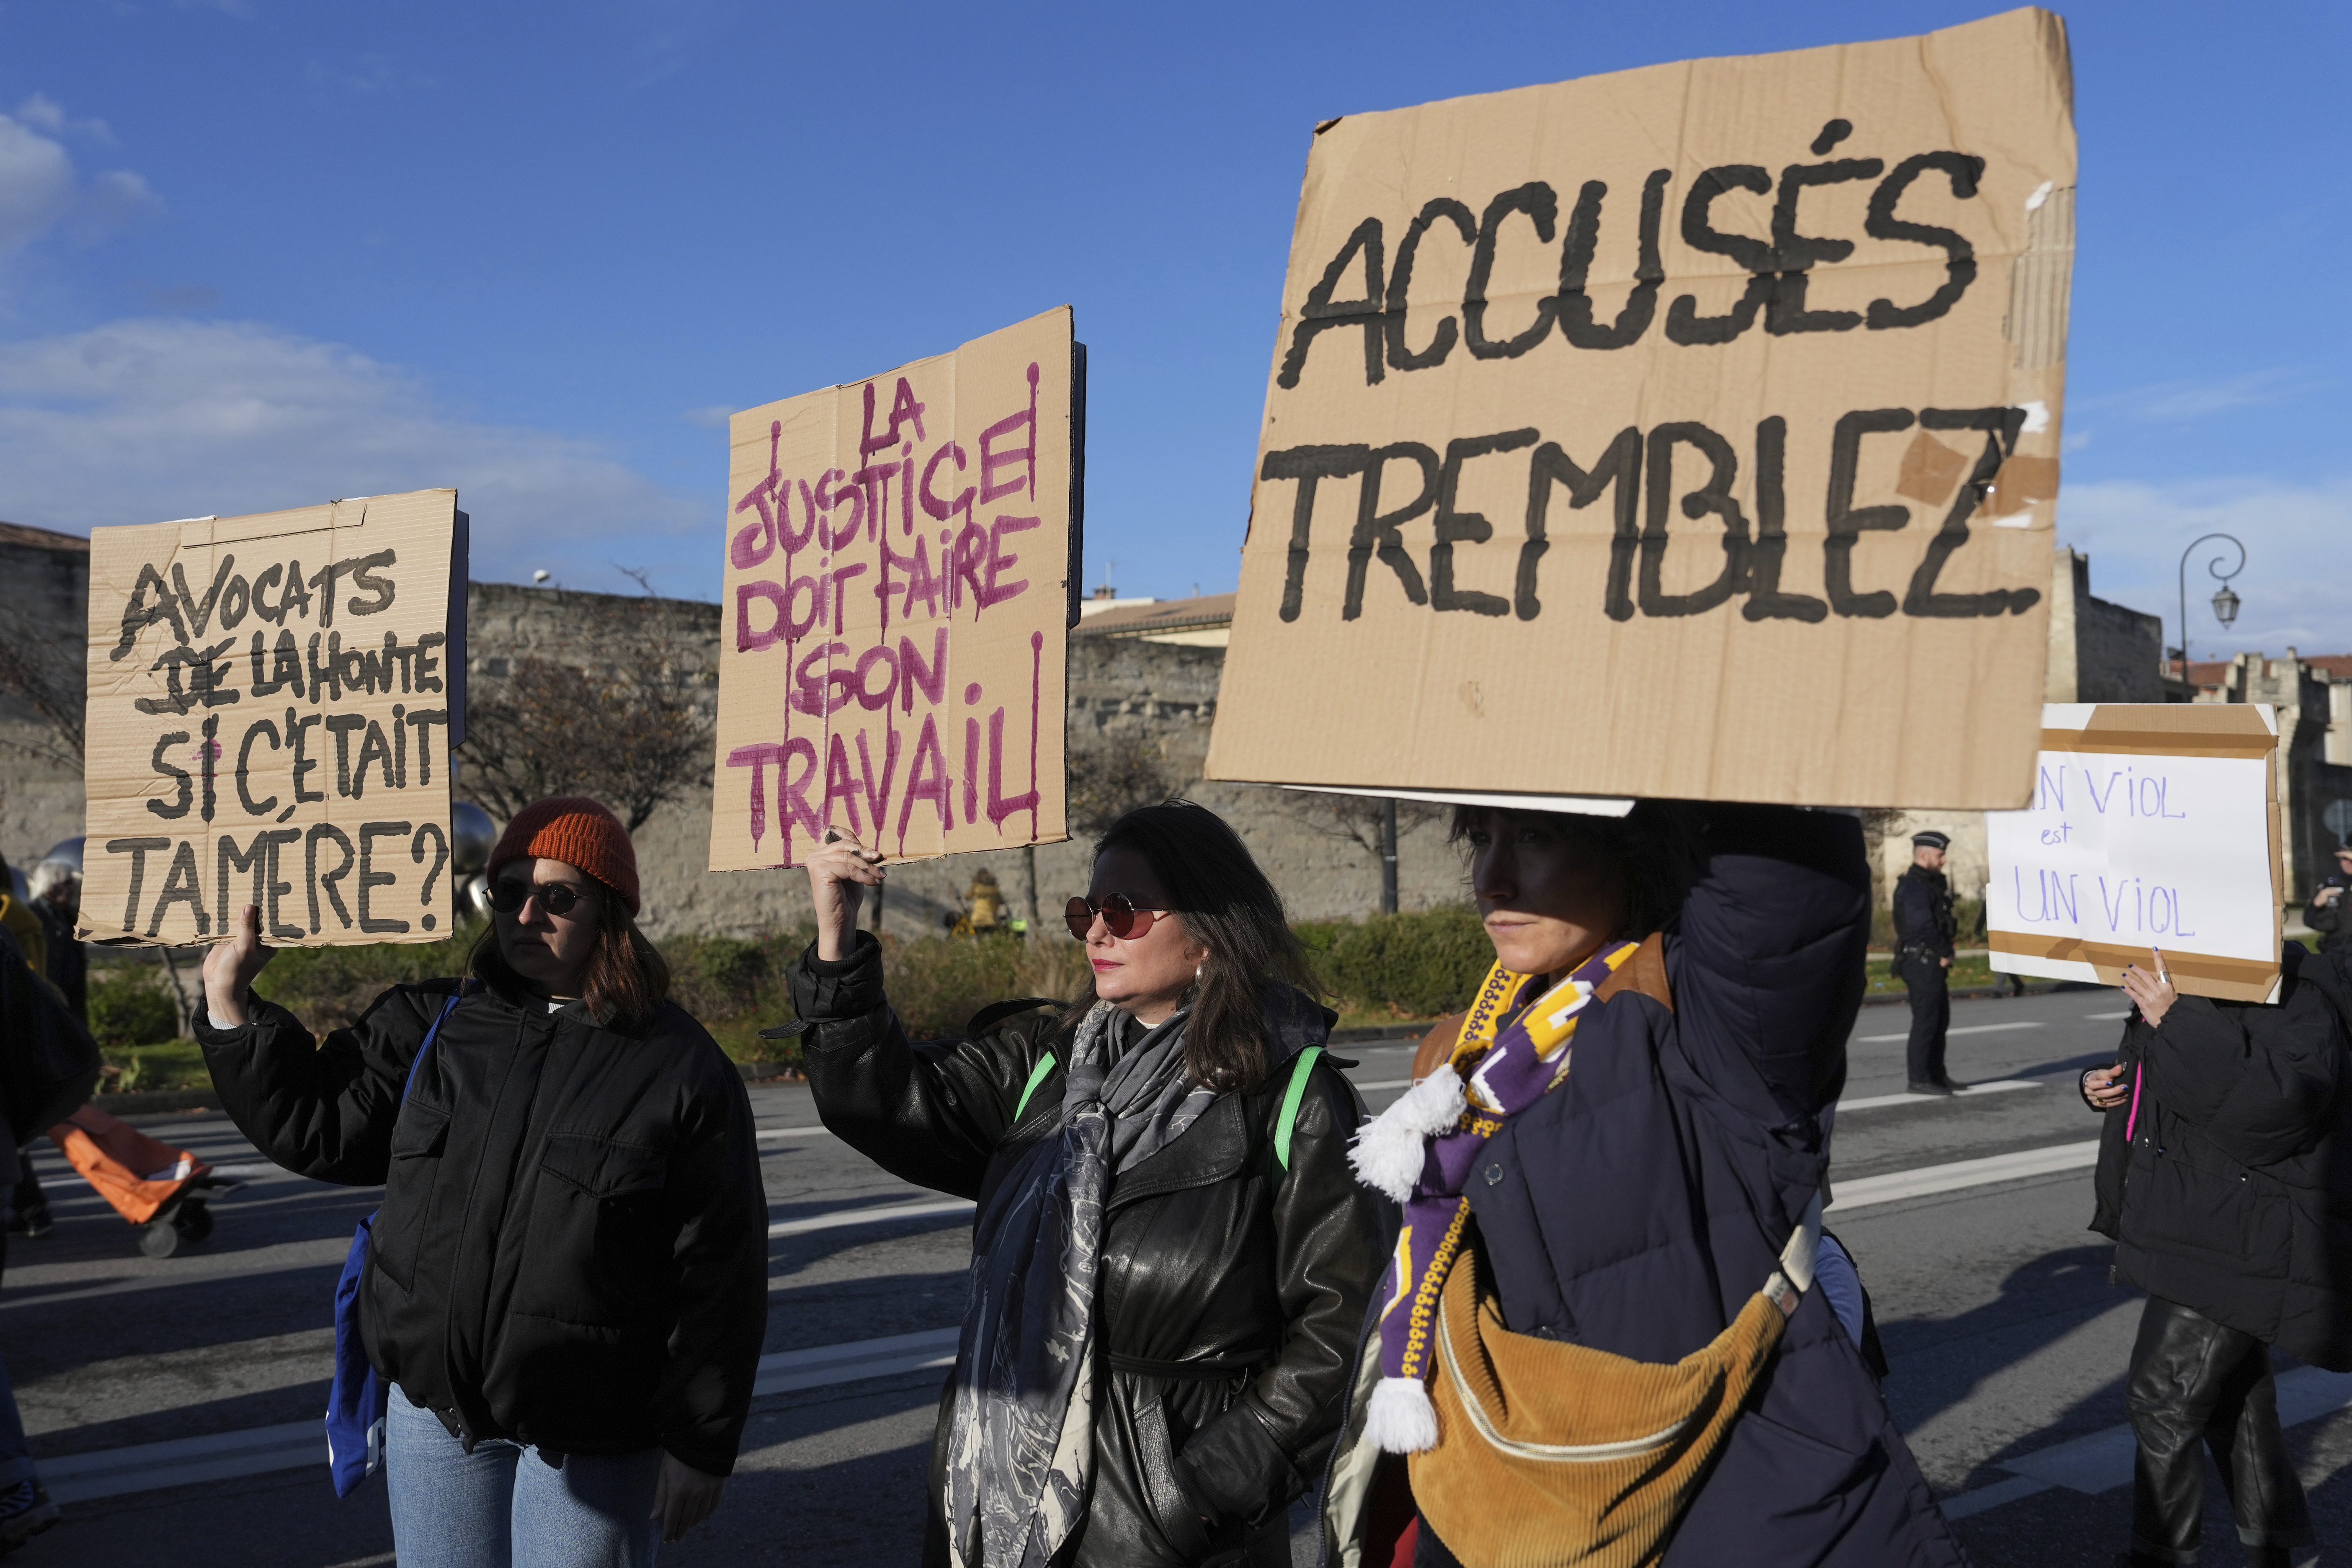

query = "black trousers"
[
  {"left": 1898, "top": 957, "right": 1950, "bottom": 1084},
  {"left": 2125, "top": 1295, "right": 2311, "bottom": 1563}
]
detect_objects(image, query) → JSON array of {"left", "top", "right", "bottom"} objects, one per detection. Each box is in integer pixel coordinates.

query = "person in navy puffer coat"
[{"left": 1321, "top": 802, "right": 1968, "bottom": 1568}]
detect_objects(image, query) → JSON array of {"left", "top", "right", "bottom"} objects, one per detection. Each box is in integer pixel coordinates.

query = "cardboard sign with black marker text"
[
  {"left": 1206, "top": 8, "right": 2075, "bottom": 809},
  {"left": 81, "top": 490, "right": 469, "bottom": 946},
  {"left": 708, "top": 307, "right": 1080, "bottom": 871},
  {"left": 1987, "top": 703, "right": 2284, "bottom": 1003}
]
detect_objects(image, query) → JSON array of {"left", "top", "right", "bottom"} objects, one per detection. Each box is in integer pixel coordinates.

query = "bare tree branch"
[
  {"left": 460, "top": 597, "right": 715, "bottom": 831},
  {"left": 1065, "top": 732, "right": 1176, "bottom": 836},
  {"left": 0, "top": 603, "right": 85, "bottom": 768},
  {"left": 1271, "top": 789, "right": 1444, "bottom": 861}
]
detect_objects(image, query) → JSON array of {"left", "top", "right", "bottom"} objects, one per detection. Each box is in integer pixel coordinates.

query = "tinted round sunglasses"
[
  {"left": 487, "top": 878, "right": 588, "bottom": 917},
  {"left": 1064, "top": 894, "right": 1168, "bottom": 941}
]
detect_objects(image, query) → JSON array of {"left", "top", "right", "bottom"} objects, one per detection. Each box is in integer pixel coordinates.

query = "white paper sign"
[{"left": 1986, "top": 702, "right": 2282, "bottom": 1001}]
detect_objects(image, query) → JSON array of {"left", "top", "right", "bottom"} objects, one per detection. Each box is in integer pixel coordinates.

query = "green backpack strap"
[
  {"left": 1274, "top": 1045, "right": 1324, "bottom": 1172},
  {"left": 1013, "top": 1051, "right": 1058, "bottom": 1122}
]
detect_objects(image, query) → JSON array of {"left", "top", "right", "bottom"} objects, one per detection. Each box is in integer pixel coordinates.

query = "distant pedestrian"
[
  {"left": 0, "top": 857, "right": 44, "bottom": 993},
  {"left": 2302, "top": 839, "right": 2352, "bottom": 965},
  {"left": 199, "top": 797, "right": 767, "bottom": 1565},
  {"left": 25, "top": 861, "right": 82, "bottom": 1024},
  {"left": 1893, "top": 830, "right": 1966, "bottom": 1093},
  {"left": 2080, "top": 944, "right": 2351, "bottom": 1568},
  {"left": 794, "top": 801, "right": 1386, "bottom": 1567},
  {"left": 1973, "top": 890, "right": 2027, "bottom": 999}
]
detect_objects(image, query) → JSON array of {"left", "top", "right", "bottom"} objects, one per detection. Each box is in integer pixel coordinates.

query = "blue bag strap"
[{"left": 400, "top": 988, "right": 464, "bottom": 1102}]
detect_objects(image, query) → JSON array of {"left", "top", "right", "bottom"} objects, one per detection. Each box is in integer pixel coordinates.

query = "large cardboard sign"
[
  {"left": 709, "top": 308, "right": 1079, "bottom": 870},
  {"left": 81, "top": 490, "right": 468, "bottom": 946},
  {"left": 1206, "top": 8, "right": 2075, "bottom": 809},
  {"left": 1988, "top": 704, "right": 2283, "bottom": 1002}
]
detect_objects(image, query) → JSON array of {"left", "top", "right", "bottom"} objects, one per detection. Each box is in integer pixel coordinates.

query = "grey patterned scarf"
[{"left": 940, "top": 1001, "right": 1214, "bottom": 1568}]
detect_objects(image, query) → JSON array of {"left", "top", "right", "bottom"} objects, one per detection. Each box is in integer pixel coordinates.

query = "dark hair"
[
  {"left": 1060, "top": 798, "right": 1316, "bottom": 1094},
  {"left": 468, "top": 871, "right": 672, "bottom": 1029},
  {"left": 1449, "top": 799, "right": 1704, "bottom": 942}
]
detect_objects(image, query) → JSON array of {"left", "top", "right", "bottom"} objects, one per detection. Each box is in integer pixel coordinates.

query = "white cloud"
[
  {"left": 2076, "top": 366, "right": 2329, "bottom": 424},
  {"left": 0, "top": 318, "right": 709, "bottom": 592},
  {"left": 2061, "top": 475, "right": 2352, "bottom": 658},
  {"left": 0, "top": 105, "right": 156, "bottom": 260},
  {"left": 13, "top": 94, "right": 112, "bottom": 143},
  {"left": 0, "top": 116, "right": 76, "bottom": 257}
]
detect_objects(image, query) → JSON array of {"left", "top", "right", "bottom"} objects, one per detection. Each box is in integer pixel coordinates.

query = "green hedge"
[
  {"left": 87, "top": 967, "right": 180, "bottom": 1050},
  {"left": 1298, "top": 907, "right": 1491, "bottom": 1019}
]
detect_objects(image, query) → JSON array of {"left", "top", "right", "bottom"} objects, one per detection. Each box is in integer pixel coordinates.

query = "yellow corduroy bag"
[{"left": 1406, "top": 1203, "right": 1819, "bottom": 1568}]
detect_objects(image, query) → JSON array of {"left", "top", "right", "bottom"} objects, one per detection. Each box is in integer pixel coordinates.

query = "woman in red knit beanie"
[{"left": 197, "top": 794, "right": 768, "bottom": 1567}]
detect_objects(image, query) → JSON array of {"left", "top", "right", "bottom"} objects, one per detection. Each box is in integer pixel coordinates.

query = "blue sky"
[{"left": 0, "top": 0, "right": 2343, "bottom": 660}]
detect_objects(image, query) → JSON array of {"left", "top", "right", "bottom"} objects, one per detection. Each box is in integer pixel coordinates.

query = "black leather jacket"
[
  {"left": 199, "top": 977, "right": 770, "bottom": 1474},
  {"left": 791, "top": 935, "right": 1388, "bottom": 1568}
]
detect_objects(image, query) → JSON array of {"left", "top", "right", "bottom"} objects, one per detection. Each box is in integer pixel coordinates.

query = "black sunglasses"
[
  {"left": 1064, "top": 894, "right": 1167, "bottom": 941},
  {"left": 488, "top": 877, "right": 588, "bottom": 917}
]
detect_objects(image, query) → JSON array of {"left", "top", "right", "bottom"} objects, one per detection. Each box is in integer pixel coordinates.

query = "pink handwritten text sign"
[{"left": 708, "top": 307, "right": 1079, "bottom": 871}]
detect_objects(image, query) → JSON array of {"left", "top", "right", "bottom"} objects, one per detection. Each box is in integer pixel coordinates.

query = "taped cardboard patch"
[{"left": 1896, "top": 433, "right": 1971, "bottom": 505}]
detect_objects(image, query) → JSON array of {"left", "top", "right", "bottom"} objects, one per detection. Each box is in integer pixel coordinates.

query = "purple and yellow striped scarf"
[{"left": 1347, "top": 940, "right": 1638, "bottom": 1452}]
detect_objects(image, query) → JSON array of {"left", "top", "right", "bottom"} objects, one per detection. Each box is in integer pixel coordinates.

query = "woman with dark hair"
[
  {"left": 793, "top": 799, "right": 1387, "bottom": 1566},
  {"left": 198, "top": 797, "right": 768, "bottom": 1567},
  {"left": 1322, "top": 800, "right": 1965, "bottom": 1568}
]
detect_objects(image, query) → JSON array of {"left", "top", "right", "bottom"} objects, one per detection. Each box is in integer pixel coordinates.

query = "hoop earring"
[{"left": 1195, "top": 962, "right": 1205, "bottom": 984}]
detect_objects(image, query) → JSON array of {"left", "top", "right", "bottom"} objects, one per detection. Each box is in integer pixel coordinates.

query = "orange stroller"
[{"left": 49, "top": 1106, "right": 231, "bottom": 1258}]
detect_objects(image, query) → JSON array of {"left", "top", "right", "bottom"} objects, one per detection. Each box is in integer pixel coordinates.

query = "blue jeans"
[{"left": 386, "top": 1389, "right": 661, "bottom": 1568}]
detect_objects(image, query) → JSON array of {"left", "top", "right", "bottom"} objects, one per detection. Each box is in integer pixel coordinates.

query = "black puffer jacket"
[
  {"left": 2089, "top": 944, "right": 2352, "bottom": 1369},
  {"left": 791, "top": 935, "right": 1388, "bottom": 1568},
  {"left": 198, "top": 977, "right": 769, "bottom": 1474}
]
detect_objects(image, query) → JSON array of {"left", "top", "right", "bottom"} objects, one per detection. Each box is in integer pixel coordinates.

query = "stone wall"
[
  {"left": 0, "top": 525, "right": 89, "bottom": 875},
  {"left": 448, "top": 583, "right": 1467, "bottom": 940}
]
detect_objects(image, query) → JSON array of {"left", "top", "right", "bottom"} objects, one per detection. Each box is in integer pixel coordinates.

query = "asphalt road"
[{"left": 8, "top": 986, "right": 2347, "bottom": 1567}]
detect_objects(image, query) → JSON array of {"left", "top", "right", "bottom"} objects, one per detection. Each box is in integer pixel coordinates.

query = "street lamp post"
[{"left": 2175, "top": 533, "right": 2246, "bottom": 679}]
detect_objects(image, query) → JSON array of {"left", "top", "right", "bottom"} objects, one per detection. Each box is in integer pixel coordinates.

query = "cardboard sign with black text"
[
  {"left": 1987, "top": 703, "right": 2283, "bottom": 1003},
  {"left": 1206, "top": 8, "right": 2075, "bottom": 808},
  {"left": 709, "top": 308, "right": 1079, "bottom": 871},
  {"left": 81, "top": 490, "right": 468, "bottom": 946}
]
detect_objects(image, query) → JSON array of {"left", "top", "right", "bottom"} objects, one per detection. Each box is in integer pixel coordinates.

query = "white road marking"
[
  {"left": 1828, "top": 1141, "right": 2099, "bottom": 1213},
  {"left": 1834, "top": 1080, "right": 2042, "bottom": 1113},
  {"left": 768, "top": 1197, "right": 974, "bottom": 1238},
  {"left": 1855, "top": 1021, "right": 2045, "bottom": 1043},
  {"left": 1353, "top": 1079, "right": 1412, "bottom": 1092},
  {"left": 1940, "top": 1365, "right": 2352, "bottom": 1518},
  {"left": 755, "top": 1126, "right": 835, "bottom": 1142},
  {"left": 41, "top": 1327, "right": 969, "bottom": 1505},
  {"left": 2083, "top": 1010, "right": 2130, "bottom": 1020}
]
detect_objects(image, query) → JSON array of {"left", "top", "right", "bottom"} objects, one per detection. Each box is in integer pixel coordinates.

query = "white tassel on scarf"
[
  {"left": 1364, "top": 1374, "right": 1440, "bottom": 1454},
  {"left": 1346, "top": 1065, "right": 1465, "bottom": 1203}
]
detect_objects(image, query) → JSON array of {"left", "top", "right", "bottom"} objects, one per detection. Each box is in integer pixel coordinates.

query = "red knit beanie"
[{"left": 486, "top": 797, "right": 641, "bottom": 916}]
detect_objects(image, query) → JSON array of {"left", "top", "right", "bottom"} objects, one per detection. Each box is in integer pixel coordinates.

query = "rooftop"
[
  {"left": 1071, "top": 592, "right": 1237, "bottom": 640},
  {"left": 0, "top": 521, "right": 89, "bottom": 553}
]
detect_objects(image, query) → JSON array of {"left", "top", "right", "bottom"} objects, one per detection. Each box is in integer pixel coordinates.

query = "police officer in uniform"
[
  {"left": 1893, "top": 829, "right": 1966, "bottom": 1094},
  {"left": 2303, "top": 839, "right": 2352, "bottom": 966}
]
